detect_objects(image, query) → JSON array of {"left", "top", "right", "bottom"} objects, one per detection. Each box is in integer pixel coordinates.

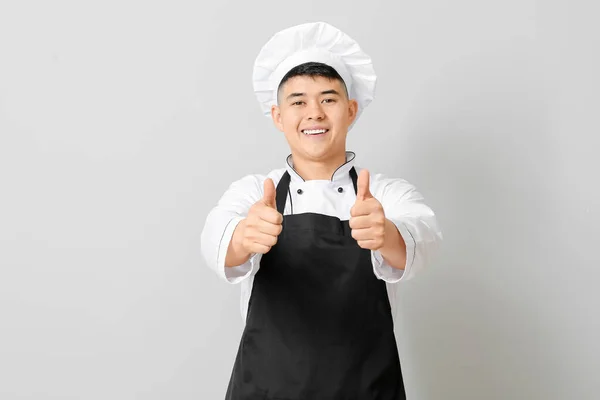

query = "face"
[{"left": 271, "top": 75, "right": 358, "bottom": 165}]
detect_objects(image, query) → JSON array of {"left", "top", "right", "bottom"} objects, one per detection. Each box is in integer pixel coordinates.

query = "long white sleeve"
[
  {"left": 200, "top": 174, "right": 265, "bottom": 284},
  {"left": 370, "top": 174, "right": 443, "bottom": 282}
]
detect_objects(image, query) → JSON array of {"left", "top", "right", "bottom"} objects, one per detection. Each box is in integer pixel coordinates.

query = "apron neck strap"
[
  {"left": 349, "top": 166, "right": 358, "bottom": 194},
  {"left": 275, "top": 167, "right": 359, "bottom": 215},
  {"left": 275, "top": 171, "right": 291, "bottom": 214}
]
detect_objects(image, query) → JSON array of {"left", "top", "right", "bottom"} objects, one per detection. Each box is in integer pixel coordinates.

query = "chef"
[{"left": 201, "top": 21, "right": 443, "bottom": 400}]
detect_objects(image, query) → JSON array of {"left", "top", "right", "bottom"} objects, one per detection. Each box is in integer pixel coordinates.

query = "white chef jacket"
[{"left": 201, "top": 151, "right": 443, "bottom": 326}]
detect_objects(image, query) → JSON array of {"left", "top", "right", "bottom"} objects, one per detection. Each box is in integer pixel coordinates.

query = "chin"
[{"left": 303, "top": 148, "right": 337, "bottom": 161}]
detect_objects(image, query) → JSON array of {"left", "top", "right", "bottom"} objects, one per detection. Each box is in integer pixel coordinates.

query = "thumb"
[
  {"left": 356, "top": 169, "right": 373, "bottom": 201},
  {"left": 262, "top": 178, "right": 276, "bottom": 208}
]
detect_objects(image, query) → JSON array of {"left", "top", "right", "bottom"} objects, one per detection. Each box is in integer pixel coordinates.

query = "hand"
[
  {"left": 239, "top": 178, "right": 283, "bottom": 254},
  {"left": 350, "top": 169, "right": 386, "bottom": 250}
]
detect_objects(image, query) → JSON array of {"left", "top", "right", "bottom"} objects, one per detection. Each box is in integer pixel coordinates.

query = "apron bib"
[{"left": 226, "top": 168, "right": 405, "bottom": 400}]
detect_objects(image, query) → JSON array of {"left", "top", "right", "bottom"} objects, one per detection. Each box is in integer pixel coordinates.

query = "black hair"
[{"left": 277, "top": 62, "right": 348, "bottom": 102}]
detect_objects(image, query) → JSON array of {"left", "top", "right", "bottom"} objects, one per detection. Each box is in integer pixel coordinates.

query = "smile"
[{"left": 302, "top": 129, "right": 329, "bottom": 135}]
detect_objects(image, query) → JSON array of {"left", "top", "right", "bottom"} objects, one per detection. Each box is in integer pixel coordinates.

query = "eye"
[
  {"left": 322, "top": 98, "right": 336, "bottom": 103},
  {"left": 291, "top": 101, "right": 305, "bottom": 106}
]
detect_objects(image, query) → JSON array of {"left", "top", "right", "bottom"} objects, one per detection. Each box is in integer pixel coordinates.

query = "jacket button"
[
  {"left": 337, "top": 187, "right": 344, "bottom": 193},
  {"left": 297, "top": 189, "right": 303, "bottom": 194}
]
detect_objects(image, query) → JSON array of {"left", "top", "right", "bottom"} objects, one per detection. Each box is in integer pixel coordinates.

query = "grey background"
[{"left": 1, "top": 1, "right": 598, "bottom": 399}]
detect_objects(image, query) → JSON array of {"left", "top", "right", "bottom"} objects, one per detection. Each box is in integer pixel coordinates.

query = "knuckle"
[
  {"left": 247, "top": 215, "right": 258, "bottom": 227},
  {"left": 242, "top": 239, "right": 250, "bottom": 250},
  {"left": 244, "top": 229, "right": 255, "bottom": 240},
  {"left": 249, "top": 205, "right": 260, "bottom": 216}
]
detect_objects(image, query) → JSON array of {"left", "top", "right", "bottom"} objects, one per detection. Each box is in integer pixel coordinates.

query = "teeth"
[{"left": 303, "top": 129, "right": 327, "bottom": 135}]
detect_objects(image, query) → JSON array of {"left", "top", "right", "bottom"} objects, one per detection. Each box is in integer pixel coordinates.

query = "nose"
[{"left": 307, "top": 101, "right": 325, "bottom": 120}]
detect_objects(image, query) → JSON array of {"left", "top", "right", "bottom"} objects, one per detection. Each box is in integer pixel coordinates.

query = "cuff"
[
  {"left": 216, "top": 216, "right": 261, "bottom": 284},
  {"left": 371, "top": 219, "right": 416, "bottom": 283}
]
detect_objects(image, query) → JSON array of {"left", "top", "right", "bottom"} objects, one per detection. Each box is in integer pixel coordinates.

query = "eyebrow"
[{"left": 286, "top": 89, "right": 342, "bottom": 101}]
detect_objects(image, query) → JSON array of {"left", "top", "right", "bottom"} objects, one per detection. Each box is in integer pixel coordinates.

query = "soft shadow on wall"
[{"left": 388, "top": 39, "right": 570, "bottom": 400}]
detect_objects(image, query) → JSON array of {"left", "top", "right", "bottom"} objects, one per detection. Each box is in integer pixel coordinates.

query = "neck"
[{"left": 291, "top": 152, "right": 348, "bottom": 180}]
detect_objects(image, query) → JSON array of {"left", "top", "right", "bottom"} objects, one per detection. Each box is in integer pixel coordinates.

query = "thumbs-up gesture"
[
  {"left": 350, "top": 169, "right": 386, "bottom": 250},
  {"left": 240, "top": 178, "right": 283, "bottom": 254}
]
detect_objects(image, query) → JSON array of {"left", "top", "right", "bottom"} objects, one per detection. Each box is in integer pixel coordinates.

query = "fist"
[
  {"left": 349, "top": 169, "right": 386, "bottom": 250},
  {"left": 240, "top": 178, "right": 283, "bottom": 254}
]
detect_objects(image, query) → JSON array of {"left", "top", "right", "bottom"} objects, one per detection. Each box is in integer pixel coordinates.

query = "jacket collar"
[{"left": 285, "top": 151, "right": 356, "bottom": 182}]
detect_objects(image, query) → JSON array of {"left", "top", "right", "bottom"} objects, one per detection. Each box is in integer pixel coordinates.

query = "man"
[{"left": 201, "top": 21, "right": 442, "bottom": 400}]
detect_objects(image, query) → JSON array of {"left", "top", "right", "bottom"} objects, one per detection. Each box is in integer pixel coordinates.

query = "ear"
[
  {"left": 271, "top": 104, "right": 284, "bottom": 132},
  {"left": 347, "top": 99, "right": 358, "bottom": 125}
]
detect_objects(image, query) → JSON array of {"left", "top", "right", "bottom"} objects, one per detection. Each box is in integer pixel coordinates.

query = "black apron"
[{"left": 225, "top": 168, "right": 405, "bottom": 400}]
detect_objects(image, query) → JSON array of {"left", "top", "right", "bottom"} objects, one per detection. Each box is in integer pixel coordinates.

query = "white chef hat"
[{"left": 252, "top": 21, "right": 377, "bottom": 129}]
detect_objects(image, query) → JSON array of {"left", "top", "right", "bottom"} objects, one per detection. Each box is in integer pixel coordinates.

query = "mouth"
[{"left": 301, "top": 128, "right": 329, "bottom": 136}]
